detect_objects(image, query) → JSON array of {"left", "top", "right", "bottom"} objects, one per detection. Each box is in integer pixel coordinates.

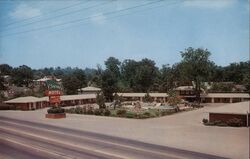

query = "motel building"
[
  {"left": 3, "top": 90, "right": 249, "bottom": 111},
  {"left": 4, "top": 96, "right": 48, "bottom": 110},
  {"left": 77, "top": 86, "right": 101, "bottom": 94},
  {"left": 174, "top": 86, "right": 249, "bottom": 103},
  {"left": 4, "top": 94, "right": 96, "bottom": 111}
]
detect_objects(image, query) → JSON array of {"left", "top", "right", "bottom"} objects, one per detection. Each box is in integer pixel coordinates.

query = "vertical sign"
[{"left": 45, "top": 80, "right": 61, "bottom": 105}]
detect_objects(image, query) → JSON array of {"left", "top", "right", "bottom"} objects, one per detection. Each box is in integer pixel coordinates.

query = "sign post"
[{"left": 44, "top": 80, "right": 62, "bottom": 106}]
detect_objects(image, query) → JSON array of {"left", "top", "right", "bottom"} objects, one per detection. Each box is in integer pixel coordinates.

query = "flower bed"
[{"left": 46, "top": 106, "right": 66, "bottom": 119}]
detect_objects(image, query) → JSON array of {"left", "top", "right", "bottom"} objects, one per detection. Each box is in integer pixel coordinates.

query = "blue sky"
[{"left": 0, "top": 0, "right": 249, "bottom": 69}]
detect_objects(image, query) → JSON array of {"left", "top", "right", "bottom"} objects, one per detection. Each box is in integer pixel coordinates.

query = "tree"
[
  {"left": 72, "top": 68, "right": 87, "bottom": 88},
  {"left": 113, "top": 93, "right": 122, "bottom": 109},
  {"left": 0, "top": 76, "right": 5, "bottom": 91},
  {"left": 12, "top": 65, "right": 33, "bottom": 87},
  {"left": 167, "top": 89, "right": 181, "bottom": 106},
  {"left": 101, "top": 70, "right": 118, "bottom": 101},
  {"left": 0, "top": 64, "right": 13, "bottom": 75},
  {"left": 62, "top": 75, "right": 81, "bottom": 95},
  {"left": 180, "top": 47, "right": 212, "bottom": 104},
  {"left": 105, "top": 57, "right": 121, "bottom": 78},
  {"left": 144, "top": 92, "right": 153, "bottom": 103},
  {"left": 96, "top": 92, "right": 106, "bottom": 109},
  {"left": 120, "top": 59, "right": 138, "bottom": 91},
  {"left": 134, "top": 58, "right": 158, "bottom": 92}
]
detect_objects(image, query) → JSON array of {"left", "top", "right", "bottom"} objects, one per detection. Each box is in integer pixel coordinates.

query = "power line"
[
  {"left": 50, "top": 0, "right": 182, "bottom": 34},
  {"left": 2, "top": 0, "right": 113, "bottom": 31},
  {"left": 3, "top": 1, "right": 90, "bottom": 27},
  {"left": 0, "top": 0, "right": 170, "bottom": 38}
]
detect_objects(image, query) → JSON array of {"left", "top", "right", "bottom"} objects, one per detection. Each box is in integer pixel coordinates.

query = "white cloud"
[
  {"left": 183, "top": 0, "right": 237, "bottom": 9},
  {"left": 90, "top": 13, "right": 107, "bottom": 25},
  {"left": 10, "top": 4, "right": 42, "bottom": 19}
]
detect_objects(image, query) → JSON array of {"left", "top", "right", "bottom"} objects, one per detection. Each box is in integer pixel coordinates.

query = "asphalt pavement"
[{"left": 0, "top": 116, "right": 228, "bottom": 159}]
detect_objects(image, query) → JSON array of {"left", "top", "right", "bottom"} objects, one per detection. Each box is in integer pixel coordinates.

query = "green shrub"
[
  {"left": 86, "top": 109, "right": 94, "bottom": 115},
  {"left": 214, "top": 120, "right": 223, "bottom": 125},
  {"left": 125, "top": 112, "right": 135, "bottom": 118},
  {"left": 94, "top": 109, "right": 103, "bottom": 116},
  {"left": 116, "top": 109, "right": 127, "bottom": 117},
  {"left": 143, "top": 111, "right": 151, "bottom": 117},
  {"left": 104, "top": 109, "right": 111, "bottom": 116},
  {"left": 227, "top": 118, "right": 243, "bottom": 127},
  {"left": 205, "top": 122, "right": 215, "bottom": 126},
  {"left": 75, "top": 106, "right": 83, "bottom": 114},
  {"left": 137, "top": 114, "right": 150, "bottom": 119},
  {"left": 47, "top": 107, "right": 65, "bottom": 114},
  {"left": 202, "top": 118, "right": 208, "bottom": 124},
  {"left": 155, "top": 111, "right": 160, "bottom": 117},
  {"left": 65, "top": 108, "right": 75, "bottom": 114}
]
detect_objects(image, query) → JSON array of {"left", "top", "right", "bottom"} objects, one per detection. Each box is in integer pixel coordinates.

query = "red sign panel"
[
  {"left": 49, "top": 96, "right": 61, "bottom": 103},
  {"left": 45, "top": 90, "right": 61, "bottom": 96}
]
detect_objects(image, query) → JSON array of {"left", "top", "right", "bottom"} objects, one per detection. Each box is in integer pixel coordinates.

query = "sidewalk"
[{"left": 0, "top": 103, "right": 248, "bottom": 159}]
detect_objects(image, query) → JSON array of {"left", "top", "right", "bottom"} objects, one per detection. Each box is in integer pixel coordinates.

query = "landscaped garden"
[{"left": 64, "top": 104, "right": 196, "bottom": 119}]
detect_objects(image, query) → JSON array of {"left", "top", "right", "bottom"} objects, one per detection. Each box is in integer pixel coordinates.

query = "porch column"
[
  {"left": 211, "top": 98, "right": 214, "bottom": 103},
  {"left": 230, "top": 98, "right": 233, "bottom": 103}
]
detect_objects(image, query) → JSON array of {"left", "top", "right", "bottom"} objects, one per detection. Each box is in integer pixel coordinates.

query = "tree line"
[{"left": 0, "top": 47, "right": 249, "bottom": 102}]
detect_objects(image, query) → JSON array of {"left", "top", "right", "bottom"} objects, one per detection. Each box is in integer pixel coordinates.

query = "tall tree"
[
  {"left": 72, "top": 68, "right": 87, "bottom": 88},
  {"left": 62, "top": 75, "right": 81, "bottom": 95},
  {"left": 0, "top": 64, "right": 13, "bottom": 75},
  {"left": 134, "top": 58, "right": 158, "bottom": 92},
  {"left": 12, "top": 65, "right": 33, "bottom": 87},
  {"left": 105, "top": 57, "right": 121, "bottom": 78},
  {"left": 101, "top": 70, "right": 118, "bottom": 101},
  {"left": 180, "top": 47, "right": 212, "bottom": 104}
]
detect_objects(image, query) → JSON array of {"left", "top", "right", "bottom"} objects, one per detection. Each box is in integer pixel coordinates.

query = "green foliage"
[
  {"left": 167, "top": 90, "right": 181, "bottom": 106},
  {"left": 96, "top": 92, "right": 106, "bottom": 109},
  {"left": 202, "top": 118, "right": 208, "bottom": 124},
  {"left": 0, "top": 64, "right": 13, "bottom": 75},
  {"left": 180, "top": 47, "right": 213, "bottom": 103},
  {"left": 101, "top": 70, "right": 118, "bottom": 101},
  {"left": 125, "top": 111, "right": 135, "bottom": 118},
  {"left": 12, "top": 65, "right": 33, "bottom": 87},
  {"left": 103, "top": 109, "right": 111, "bottom": 116},
  {"left": 94, "top": 109, "right": 103, "bottom": 115},
  {"left": 209, "top": 83, "right": 234, "bottom": 92},
  {"left": 47, "top": 107, "right": 65, "bottom": 114},
  {"left": 116, "top": 109, "right": 127, "bottom": 117},
  {"left": 143, "top": 92, "right": 153, "bottom": 103},
  {"left": 113, "top": 93, "right": 122, "bottom": 109},
  {"left": 226, "top": 118, "right": 243, "bottom": 127},
  {"left": 62, "top": 74, "right": 81, "bottom": 95}
]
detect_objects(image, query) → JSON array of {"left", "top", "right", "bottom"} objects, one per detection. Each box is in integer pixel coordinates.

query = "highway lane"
[{"left": 0, "top": 116, "right": 229, "bottom": 159}]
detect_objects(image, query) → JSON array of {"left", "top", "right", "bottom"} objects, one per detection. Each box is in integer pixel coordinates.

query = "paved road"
[{"left": 0, "top": 116, "right": 228, "bottom": 159}]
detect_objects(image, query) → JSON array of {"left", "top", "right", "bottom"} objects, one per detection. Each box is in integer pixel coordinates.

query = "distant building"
[
  {"left": 78, "top": 86, "right": 101, "bottom": 94},
  {"left": 33, "top": 76, "right": 61, "bottom": 86}
]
